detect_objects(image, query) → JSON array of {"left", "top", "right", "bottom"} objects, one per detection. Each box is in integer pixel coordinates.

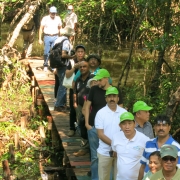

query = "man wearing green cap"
[
  {"left": 111, "top": 112, "right": 149, "bottom": 180},
  {"left": 95, "top": 86, "right": 126, "bottom": 180},
  {"left": 150, "top": 145, "right": 180, "bottom": 179},
  {"left": 84, "top": 69, "right": 123, "bottom": 180},
  {"left": 133, "top": 101, "right": 154, "bottom": 139}
]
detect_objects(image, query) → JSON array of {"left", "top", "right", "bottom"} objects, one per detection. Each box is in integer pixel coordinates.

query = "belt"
[{"left": 44, "top": 33, "right": 59, "bottom": 36}]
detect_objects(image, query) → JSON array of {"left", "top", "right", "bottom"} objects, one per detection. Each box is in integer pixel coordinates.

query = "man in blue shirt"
[{"left": 138, "top": 114, "right": 180, "bottom": 180}]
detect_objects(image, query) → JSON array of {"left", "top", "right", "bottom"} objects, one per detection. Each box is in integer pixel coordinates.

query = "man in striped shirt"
[{"left": 138, "top": 114, "right": 180, "bottom": 180}]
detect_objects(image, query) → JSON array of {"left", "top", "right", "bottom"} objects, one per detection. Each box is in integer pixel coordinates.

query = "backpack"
[
  {"left": 49, "top": 39, "right": 69, "bottom": 68},
  {"left": 22, "top": 17, "right": 35, "bottom": 30}
]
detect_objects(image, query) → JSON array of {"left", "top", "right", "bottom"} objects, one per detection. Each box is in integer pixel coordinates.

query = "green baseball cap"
[
  {"left": 133, "top": 101, "right": 153, "bottom": 113},
  {"left": 160, "top": 145, "right": 178, "bottom": 158},
  {"left": 94, "top": 69, "right": 110, "bottom": 80},
  {"left": 105, "top": 86, "right": 119, "bottom": 96},
  {"left": 120, "top": 112, "right": 134, "bottom": 123}
]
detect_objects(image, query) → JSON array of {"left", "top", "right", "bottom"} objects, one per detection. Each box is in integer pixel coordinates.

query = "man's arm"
[
  {"left": 38, "top": 25, "right": 44, "bottom": 44},
  {"left": 62, "top": 50, "right": 76, "bottom": 59},
  {"left": 84, "top": 100, "right": 92, "bottom": 130},
  {"left": 97, "top": 129, "right": 111, "bottom": 145},
  {"left": 138, "top": 164, "right": 145, "bottom": 180},
  {"left": 66, "top": 62, "right": 79, "bottom": 78},
  {"left": 73, "top": 93, "right": 77, "bottom": 109}
]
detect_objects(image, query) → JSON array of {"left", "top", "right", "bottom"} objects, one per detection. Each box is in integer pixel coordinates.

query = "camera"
[
  {"left": 109, "top": 151, "right": 113, "bottom": 157},
  {"left": 70, "top": 50, "right": 75, "bottom": 56}
]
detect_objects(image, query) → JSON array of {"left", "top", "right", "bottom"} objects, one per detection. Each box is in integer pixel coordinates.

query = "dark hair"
[
  {"left": 154, "top": 114, "right": 171, "bottom": 125},
  {"left": 86, "top": 54, "right": 101, "bottom": 65},
  {"left": 149, "top": 151, "right": 161, "bottom": 159},
  {"left": 75, "top": 44, "right": 85, "bottom": 51}
]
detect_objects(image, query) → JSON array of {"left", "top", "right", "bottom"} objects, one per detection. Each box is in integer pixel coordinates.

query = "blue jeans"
[
  {"left": 43, "top": 35, "right": 58, "bottom": 67},
  {"left": 55, "top": 67, "right": 67, "bottom": 107},
  {"left": 87, "top": 127, "right": 99, "bottom": 180}
]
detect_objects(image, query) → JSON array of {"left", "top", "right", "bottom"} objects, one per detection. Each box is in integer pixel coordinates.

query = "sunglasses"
[{"left": 162, "top": 156, "right": 176, "bottom": 162}]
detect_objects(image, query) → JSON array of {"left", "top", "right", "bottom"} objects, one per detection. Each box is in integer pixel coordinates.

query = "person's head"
[
  {"left": 67, "top": 5, "right": 74, "bottom": 14},
  {"left": 154, "top": 114, "right": 171, "bottom": 139},
  {"left": 105, "top": 87, "right": 119, "bottom": 109},
  {"left": 49, "top": 6, "right": 57, "bottom": 19},
  {"left": 148, "top": 151, "right": 162, "bottom": 174},
  {"left": 79, "top": 61, "right": 89, "bottom": 75},
  {"left": 86, "top": 77, "right": 98, "bottom": 88},
  {"left": 133, "top": 101, "right": 153, "bottom": 124},
  {"left": 87, "top": 54, "right": 101, "bottom": 70},
  {"left": 75, "top": 45, "right": 86, "bottom": 61},
  {"left": 160, "top": 145, "right": 178, "bottom": 173},
  {"left": 93, "top": 69, "right": 110, "bottom": 89},
  {"left": 60, "top": 27, "right": 75, "bottom": 38},
  {"left": 119, "top": 112, "right": 135, "bottom": 139}
]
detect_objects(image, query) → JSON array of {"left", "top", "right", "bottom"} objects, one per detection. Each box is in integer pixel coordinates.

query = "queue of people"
[{"left": 27, "top": 5, "right": 180, "bottom": 180}]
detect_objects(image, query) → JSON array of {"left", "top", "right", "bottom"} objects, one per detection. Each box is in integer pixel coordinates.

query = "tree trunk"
[{"left": 149, "top": 0, "right": 172, "bottom": 97}]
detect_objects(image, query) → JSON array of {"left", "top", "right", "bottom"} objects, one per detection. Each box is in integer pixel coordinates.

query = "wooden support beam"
[{"left": 2, "top": 160, "right": 11, "bottom": 180}]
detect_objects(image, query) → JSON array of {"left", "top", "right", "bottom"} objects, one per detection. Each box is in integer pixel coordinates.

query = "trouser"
[
  {"left": 22, "top": 30, "right": 35, "bottom": 57},
  {"left": 43, "top": 35, "right": 58, "bottom": 67},
  {"left": 87, "top": 127, "right": 99, "bottom": 180},
  {"left": 54, "top": 74, "right": 59, "bottom": 98},
  {"left": 55, "top": 67, "right": 67, "bottom": 107},
  {"left": 69, "top": 88, "right": 76, "bottom": 131},
  {"left": 97, "top": 153, "right": 117, "bottom": 180}
]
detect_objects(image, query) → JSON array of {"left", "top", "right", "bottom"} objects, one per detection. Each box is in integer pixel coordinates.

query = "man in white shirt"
[
  {"left": 39, "top": 6, "right": 62, "bottom": 71},
  {"left": 112, "top": 112, "right": 150, "bottom": 180},
  {"left": 64, "top": 5, "right": 77, "bottom": 44},
  {"left": 95, "top": 86, "right": 126, "bottom": 180}
]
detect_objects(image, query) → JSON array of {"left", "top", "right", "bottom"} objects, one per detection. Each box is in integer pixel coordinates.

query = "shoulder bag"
[{"left": 62, "top": 60, "right": 75, "bottom": 88}]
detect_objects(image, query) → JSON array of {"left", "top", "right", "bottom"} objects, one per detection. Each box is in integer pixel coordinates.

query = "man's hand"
[
  {"left": 73, "top": 102, "right": 78, "bottom": 109},
  {"left": 85, "top": 124, "right": 92, "bottom": 130},
  {"left": 39, "top": 39, "right": 43, "bottom": 45}
]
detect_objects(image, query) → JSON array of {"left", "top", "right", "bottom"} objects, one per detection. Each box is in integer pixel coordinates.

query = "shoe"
[
  {"left": 73, "top": 149, "right": 89, "bottom": 157},
  {"left": 87, "top": 171, "right": 91, "bottom": 177},
  {"left": 63, "top": 105, "right": 70, "bottom": 111},
  {"left": 67, "top": 130, "right": 75, "bottom": 137},
  {"left": 44, "top": 67, "right": 48, "bottom": 72},
  {"left": 54, "top": 106, "right": 66, "bottom": 112}
]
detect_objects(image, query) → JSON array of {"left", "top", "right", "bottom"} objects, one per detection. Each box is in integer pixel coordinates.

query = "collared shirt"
[
  {"left": 150, "top": 169, "right": 180, "bottom": 180},
  {"left": 135, "top": 121, "right": 154, "bottom": 139},
  {"left": 95, "top": 105, "right": 127, "bottom": 156},
  {"left": 112, "top": 129, "right": 149, "bottom": 180},
  {"left": 64, "top": 12, "right": 77, "bottom": 29},
  {"left": 140, "top": 135, "right": 180, "bottom": 174},
  {"left": 41, "top": 15, "right": 62, "bottom": 34}
]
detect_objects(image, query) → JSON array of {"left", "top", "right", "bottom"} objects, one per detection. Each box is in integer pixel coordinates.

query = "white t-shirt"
[
  {"left": 95, "top": 105, "right": 127, "bottom": 156},
  {"left": 41, "top": 15, "right": 62, "bottom": 34},
  {"left": 64, "top": 12, "right": 77, "bottom": 29},
  {"left": 112, "top": 130, "right": 150, "bottom": 180}
]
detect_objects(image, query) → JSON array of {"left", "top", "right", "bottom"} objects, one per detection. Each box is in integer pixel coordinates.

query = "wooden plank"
[{"left": 28, "top": 59, "right": 91, "bottom": 179}]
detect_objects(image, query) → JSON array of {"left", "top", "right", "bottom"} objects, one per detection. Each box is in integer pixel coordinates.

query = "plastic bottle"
[{"left": 74, "top": 122, "right": 81, "bottom": 135}]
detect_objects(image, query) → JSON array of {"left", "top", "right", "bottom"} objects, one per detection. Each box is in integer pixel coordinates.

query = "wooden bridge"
[{"left": 28, "top": 58, "right": 91, "bottom": 180}]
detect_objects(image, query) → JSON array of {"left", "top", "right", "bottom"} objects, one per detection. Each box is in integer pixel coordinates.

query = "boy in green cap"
[
  {"left": 111, "top": 112, "right": 149, "bottom": 180},
  {"left": 133, "top": 101, "right": 154, "bottom": 139}
]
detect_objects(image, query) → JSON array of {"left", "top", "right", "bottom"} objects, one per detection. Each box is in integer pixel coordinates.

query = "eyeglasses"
[{"left": 162, "top": 156, "right": 176, "bottom": 162}]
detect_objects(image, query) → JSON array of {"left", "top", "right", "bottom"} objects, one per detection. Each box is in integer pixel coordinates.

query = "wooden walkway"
[{"left": 28, "top": 58, "right": 91, "bottom": 180}]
